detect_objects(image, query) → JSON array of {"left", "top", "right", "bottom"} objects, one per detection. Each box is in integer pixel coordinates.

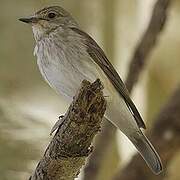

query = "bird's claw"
[
  {"left": 50, "top": 115, "right": 65, "bottom": 135},
  {"left": 58, "top": 115, "right": 64, "bottom": 119}
]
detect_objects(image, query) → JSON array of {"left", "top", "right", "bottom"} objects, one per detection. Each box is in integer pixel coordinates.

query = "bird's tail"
[{"left": 129, "top": 132, "right": 163, "bottom": 174}]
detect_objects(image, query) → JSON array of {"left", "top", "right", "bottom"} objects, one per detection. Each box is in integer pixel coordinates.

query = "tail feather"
[{"left": 130, "top": 132, "right": 163, "bottom": 174}]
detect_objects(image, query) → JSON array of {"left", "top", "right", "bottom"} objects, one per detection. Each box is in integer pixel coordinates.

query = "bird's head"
[{"left": 19, "top": 6, "right": 78, "bottom": 41}]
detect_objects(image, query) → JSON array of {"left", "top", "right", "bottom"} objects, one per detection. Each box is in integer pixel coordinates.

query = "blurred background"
[{"left": 0, "top": 0, "right": 180, "bottom": 180}]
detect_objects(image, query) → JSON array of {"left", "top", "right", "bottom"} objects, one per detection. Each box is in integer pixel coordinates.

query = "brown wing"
[{"left": 71, "top": 27, "right": 146, "bottom": 129}]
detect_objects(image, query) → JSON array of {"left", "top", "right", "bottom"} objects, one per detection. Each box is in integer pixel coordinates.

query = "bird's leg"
[{"left": 50, "top": 115, "right": 65, "bottom": 135}]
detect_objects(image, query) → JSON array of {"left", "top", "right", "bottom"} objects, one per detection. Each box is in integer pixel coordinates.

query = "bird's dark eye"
[{"left": 48, "top": 12, "right": 57, "bottom": 19}]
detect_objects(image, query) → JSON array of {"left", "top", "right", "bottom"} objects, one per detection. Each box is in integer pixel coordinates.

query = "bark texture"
[{"left": 29, "top": 79, "right": 106, "bottom": 180}]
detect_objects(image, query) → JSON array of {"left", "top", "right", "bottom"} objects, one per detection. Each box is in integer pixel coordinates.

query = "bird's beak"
[{"left": 19, "top": 16, "right": 39, "bottom": 24}]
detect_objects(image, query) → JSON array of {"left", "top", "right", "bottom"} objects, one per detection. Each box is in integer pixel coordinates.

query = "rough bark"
[
  {"left": 113, "top": 85, "right": 180, "bottom": 180},
  {"left": 29, "top": 79, "right": 106, "bottom": 180}
]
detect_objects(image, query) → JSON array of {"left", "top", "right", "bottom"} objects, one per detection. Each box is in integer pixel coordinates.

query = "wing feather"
[{"left": 71, "top": 27, "right": 146, "bottom": 129}]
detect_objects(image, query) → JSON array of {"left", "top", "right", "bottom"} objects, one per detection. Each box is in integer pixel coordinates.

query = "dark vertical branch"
[{"left": 126, "top": 0, "right": 171, "bottom": 92}]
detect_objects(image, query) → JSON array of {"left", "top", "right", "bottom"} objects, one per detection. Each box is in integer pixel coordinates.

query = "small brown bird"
[{"left": 19, "top": 6, "right": 162, "bottom": 174}]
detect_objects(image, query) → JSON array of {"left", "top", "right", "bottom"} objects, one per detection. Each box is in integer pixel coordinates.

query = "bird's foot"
[{"left": 50, "top": 115, "right": 65, "bottom": 135}]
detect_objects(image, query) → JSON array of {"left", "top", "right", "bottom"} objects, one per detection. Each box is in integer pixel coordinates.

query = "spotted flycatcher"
[{"left": 19, "top": 6, "right": 162, "bottom": 174}]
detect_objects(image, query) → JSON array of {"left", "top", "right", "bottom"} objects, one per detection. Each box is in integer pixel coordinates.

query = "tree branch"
[
  {"left": 113, "top": 85, "right": 180, "bottom": 180},
  {"left": 29, "top": 79, "right": 106, "bottom": 180},
  {"left": 125, "top": 0, "right": 171, "bottom": 92}
]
